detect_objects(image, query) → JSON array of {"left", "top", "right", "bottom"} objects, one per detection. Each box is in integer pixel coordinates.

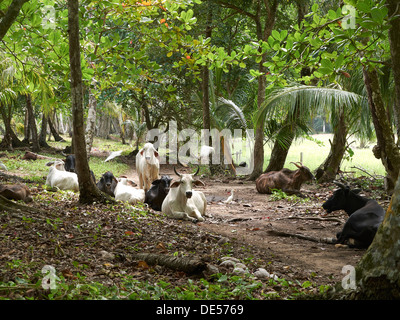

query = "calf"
[
  {"left": 136, "top": 143, "right": 160, "bottom": 192},
  {"left": 161, "top": 166, "right": 207, "bottom": 222},
  {"left": 45, "top": 161, "right": 79, "bottom": 192},
  {"left": 322, "top": 182, "right": 385, "bottom": 248},
  {"left": 145, "top": 175, "right": 172, "bottom": 211},
  {"left": 0, "top": 184, "right": 33, "bottom": 203},
  {"left": 114, "top": 178, "right": 145, "bottom": 205},
  {"left": 97, "top": 171, "right": 118, "bottom": 197},
  {"left": 256, "top": 162, "right": 315, "bottom": 196}
]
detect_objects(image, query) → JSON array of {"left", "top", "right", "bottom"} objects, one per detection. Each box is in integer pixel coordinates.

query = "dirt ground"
[
  {"left": 0, "top": 153, "right": 389, "bottom": 298},
  {"left": 128, "top": 163, "right": 384, "bottom": 285}
]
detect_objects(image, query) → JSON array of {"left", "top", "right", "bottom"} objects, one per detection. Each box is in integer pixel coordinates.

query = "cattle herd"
[{"left": 0, "top": 142, "right": 386, "bottom": 250}]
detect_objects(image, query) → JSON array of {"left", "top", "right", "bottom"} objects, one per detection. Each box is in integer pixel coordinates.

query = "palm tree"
[
  {"left": 0, "top": 52, "right": 23, "bottom": 150},
  {"left": 193, "top": 71, "right": 251, "bottom": 176},
  {"left": 255, "top": 83, "right": 369, "bottom": 182}
]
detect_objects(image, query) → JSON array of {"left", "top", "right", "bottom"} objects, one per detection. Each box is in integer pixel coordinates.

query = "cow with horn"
[{"left": 161, "top": 165, "right": 207, "bottom": 222}]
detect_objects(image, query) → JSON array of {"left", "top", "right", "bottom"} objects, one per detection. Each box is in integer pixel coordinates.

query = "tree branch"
[
  {"left": 216, "top": 1, "right": 257, "bottom": 21},
  {"left": 0, "top": 0, "right": 29, "bottom": 41}
]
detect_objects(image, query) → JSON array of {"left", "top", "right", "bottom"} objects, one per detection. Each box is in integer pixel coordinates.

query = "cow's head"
[
  {"left": 322, "top": 181, "right": 362, "bottom": 214},
  {"left": 65, "top": 154, "right": 76, "bottom": 172},
  {"left": 171, "top": 166, "right": 204, "bottom": 198},
  {"left": 291, "top": 162, "right": 315, "bottom": 182},
  {"left": 140, "top": 143, "right": 159, "bottom": 164},
  {"left": 54, "top": 161, "right": 66, "bottom": 171},
  {"left": 151, "top": 175, "right": 172, "bottom": 195},
  {"left": 118, "top": 177, "right": 138, "bottom": 187},
  {"left": 99, "top": 171, "right": 118, "bottom": 190}
]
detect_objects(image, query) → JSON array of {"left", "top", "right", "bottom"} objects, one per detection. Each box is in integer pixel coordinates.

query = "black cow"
[
  {"left": 64, "top": 154, "right": 96, "bottom": 183},
  {"left": 97, "top": 171, "right": 118, "bottom": 197},
  {"left": 65, "top": 155, "right": 76, "bottom": 172},
  {"left": 145, "top": 175, "right": 172, "bottom": 211},
  {"left": 322, "top": 182, "right": 385, "bottom": 248}
]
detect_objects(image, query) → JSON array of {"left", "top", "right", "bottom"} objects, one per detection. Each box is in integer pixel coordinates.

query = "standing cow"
[
  {"left": 136, "top": 143, "right": 160, "bottom": 192},
  {"left": 161, "top": 166, "right": 207, "bottom": 222}
]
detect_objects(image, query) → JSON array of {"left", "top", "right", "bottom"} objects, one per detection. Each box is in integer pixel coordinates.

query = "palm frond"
[
  {"left": 255, "top": 85, "right": 368, "bottom": 128},
  {"left": 215, "top": 97, "right": 247, "bottom": 130}
]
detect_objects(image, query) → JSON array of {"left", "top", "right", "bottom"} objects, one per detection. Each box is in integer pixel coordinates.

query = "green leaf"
[
  {"left": 328, "top": 10, "right": 337, "bottom": 20},
  {"left": 334, "top": 54, "right": 345, "bottom": 69},
  {"left": 320, "top": 58, "right": 333, "bottom": 69},
  {"left": 318, "top": 67, "right": 333, "bottom": 75},
  {"left": 271, "top": 30, "right": 281, "bottom": 41},
  {"left": 370, "top": 7, "right": 386, "bottom": 24}
]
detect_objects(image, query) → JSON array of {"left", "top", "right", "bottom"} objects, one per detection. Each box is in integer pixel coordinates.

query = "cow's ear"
[
  {"left": 193, "top": 180, "right": 205, "bottom": 187},
  {"left": 154, "top": 150, "right": 159, "bottom": 158},
  {"left": 127, "top": 179, "right": 137, "bottom": 187},
  {"left": 170, "top": 181, "right": 181, "bottom": 188},
  {"left": 140, "top": 149, "right": 144, "bottom": 156}
]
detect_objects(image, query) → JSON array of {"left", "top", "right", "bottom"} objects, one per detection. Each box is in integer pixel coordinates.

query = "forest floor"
[{"left": 0, "top": 150, "right": 390, "bottom": 300}]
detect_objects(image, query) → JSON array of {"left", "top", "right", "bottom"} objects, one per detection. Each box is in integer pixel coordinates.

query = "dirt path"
[{"left": 125, "top": 164, "right": 368, "bottom": 285}]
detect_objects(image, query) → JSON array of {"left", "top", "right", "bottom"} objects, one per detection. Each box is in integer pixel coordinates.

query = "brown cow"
[
  {"left": 0, "top": 184, "right": 33, "bottom": 203},
  {"left": 256, "top": 162, "right": 315, "bottom": 196}
]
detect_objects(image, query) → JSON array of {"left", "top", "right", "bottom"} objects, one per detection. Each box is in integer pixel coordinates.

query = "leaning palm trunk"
[{"left": 315, "top": 106, "right": 348, "bottom": 182}]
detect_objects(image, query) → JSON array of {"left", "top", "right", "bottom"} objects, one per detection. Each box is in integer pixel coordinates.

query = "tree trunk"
[
  {"left": 39, "top": 113, "right": 50, "bottom": 148},
  {"left": 387, "top": 0, "right": 400, "bottom": 145},
  {"left": 248, "top": 53, "right": 267, "bottom": 180},
  {"left": 202, "top": 1, "right": 221, "bottom": 175},
  {"left": 264, "top": 134, "right": 294, "bottom": 173},
  {"left": 68, "top": 0, "right": 113, "bottom": 205},
  {"left": 0, "top": 0, "right": 29, "bottom": 41},
  {"left": 315, "top": 107, "right": 348, "bottom": 182},
  {"left": 25, "top": 94, "right": 40, "bottom": 152},
  {"left": 22, "top": 111, "right": 30, "bottom": 144},
  {"left": 85, "top": 88, "right": 97, "bottom": 156},
  {"left": 363, "top": 66, "right": 400, "bottom": 193},
  {"left": 0, "top": 103, "right": 25, "bottom": 150},
  {"left": 48, "top": 116, "right": 65, "bottom": 142}
]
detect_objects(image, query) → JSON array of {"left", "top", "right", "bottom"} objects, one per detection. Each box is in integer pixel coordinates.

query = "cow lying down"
[
  {"left": 0, "top": 184, "right": 33, "bottom": 203},
  {"left": 114, "top": 178, "right": 145, "bottom": 205},
  {"left": 322, "top": 181, "right": 385, "bottom": 248},
  {"left": 161, "top": 167, "right": 207, "bottom": 223}
]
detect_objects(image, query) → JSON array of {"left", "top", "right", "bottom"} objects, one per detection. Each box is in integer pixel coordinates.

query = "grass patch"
[
  {"left": 0, "top": 135, "right": 131, "bottom": 182},
  {"left": 264, "top": 134, "right": 385, "bottom": 177}
]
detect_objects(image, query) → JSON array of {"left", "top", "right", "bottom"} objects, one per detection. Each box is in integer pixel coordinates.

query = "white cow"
[
  {"left": 161, "top": 166, "right": 207, "bottom": 222},
  {"left": 136, "top": 143, "right": 160, "bottom": 192},
  {"left": 45, "top": 161, "right": 79, "bottom": 192},
  {"left": 114, "top": 178, "right": 145, "bottom": 205}
]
